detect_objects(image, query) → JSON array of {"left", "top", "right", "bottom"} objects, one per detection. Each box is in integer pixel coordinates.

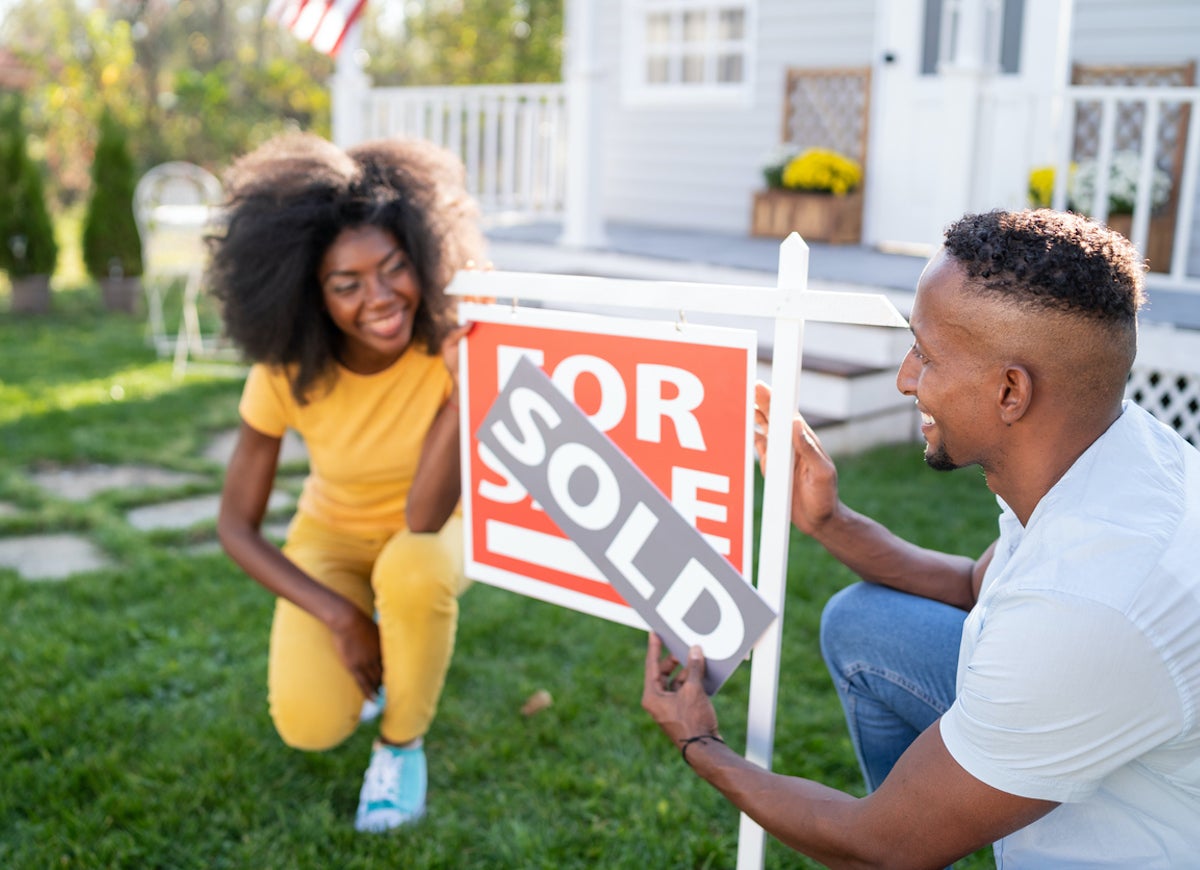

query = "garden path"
[{"left": 0, "top": 430, "right": 306, "bottom": 582}]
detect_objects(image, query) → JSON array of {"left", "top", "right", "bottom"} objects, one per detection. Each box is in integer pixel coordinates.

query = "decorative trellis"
[
  {"left": 1070, "top": 62, "right": 1195, "bottom": 183},
  {"left": 1127, "top": 367, "right": 1200, "bottom": 446},
  {"left": 1069, "top": 61, "right": 1196, "bottom": 272},
  {"left": 781, "top": 66, "right": 872, "bottom": 165}
]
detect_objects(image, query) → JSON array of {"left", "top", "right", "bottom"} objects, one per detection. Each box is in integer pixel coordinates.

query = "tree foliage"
[
  {"left": 0, "top": 0, "right": 331, "bottom": 207},
  {"left": 0, "top": 0, "right": 563, "bottom": 209},
  {"left": 82, "top": 107, "right": 143, "bottom": 279},
  {"left": 364, "top": 0, "right": 563, "bottom": 86},
  {"left": 0, "top": 94, "right": 59, "bottom": 277}
]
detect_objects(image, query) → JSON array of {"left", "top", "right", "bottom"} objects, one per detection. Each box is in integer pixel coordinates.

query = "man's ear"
[{"left": 998, "top": 364, "right": 1033, "bottom": 424}]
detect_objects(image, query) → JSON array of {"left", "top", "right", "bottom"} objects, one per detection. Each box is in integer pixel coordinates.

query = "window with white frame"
[{"left": 623, "top": 0, "right": 756, "bottom": 105}]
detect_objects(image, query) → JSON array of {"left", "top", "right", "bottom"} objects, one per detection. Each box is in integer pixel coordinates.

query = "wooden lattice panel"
[
  {"left": 781, "top": 67, "right": 871, "bottom": 165},
  {"left": 1070, "top": 62, "right": 1195, "bottom": 193},
  {"left": 1127, "top": 367, "right": 1200, "bottom": 447}
]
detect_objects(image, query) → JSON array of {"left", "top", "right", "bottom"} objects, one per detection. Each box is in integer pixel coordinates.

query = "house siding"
[
  {"left": 599, "top": 0, "right": 876, "bottom": 234},
  {"left": 1070, "top": 0, "right": 1200, "bottom": 65}
]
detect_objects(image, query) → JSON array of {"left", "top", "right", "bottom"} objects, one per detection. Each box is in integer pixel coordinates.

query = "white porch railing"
[
  {"left": 360, "top": 83, "right": 568, "bottom": 218},
  {"left": 353, "top": 80, "right": 1200, "bottom": 290},
  {"left": 1052, "top": 84, "right": 1200, "bottom": 290}
]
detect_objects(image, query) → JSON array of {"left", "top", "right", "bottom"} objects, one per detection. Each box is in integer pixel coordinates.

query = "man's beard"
[{"left": 924, "top": 442, "right": 960, "bottom": 472}]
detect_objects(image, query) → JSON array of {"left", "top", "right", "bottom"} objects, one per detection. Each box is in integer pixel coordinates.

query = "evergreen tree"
[
  {"left": 0, "top": 94, "right": 59, "bottom": 279},
  {"left": 82, "top": 107, "right": 143, "bottom": 280}
]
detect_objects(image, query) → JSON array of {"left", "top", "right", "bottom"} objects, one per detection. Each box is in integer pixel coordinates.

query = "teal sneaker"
[
  {"left": 359, "top": 687, "right": 385, "bottom": 723},
  {"left": 354, "top": 740, "right": 427, "bottom": 832}
]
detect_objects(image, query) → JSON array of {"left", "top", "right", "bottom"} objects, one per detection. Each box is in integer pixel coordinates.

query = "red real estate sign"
[{"left": 459, "top": 304, "right": 757, "bottom": 629}]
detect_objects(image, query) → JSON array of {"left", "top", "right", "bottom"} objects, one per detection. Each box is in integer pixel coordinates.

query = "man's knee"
[{"left": 819, "top": 582, "right": 873, "bottom": 665}]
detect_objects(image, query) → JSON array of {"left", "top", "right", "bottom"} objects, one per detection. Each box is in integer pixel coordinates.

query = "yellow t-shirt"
[{"left": 238, "top": 348, "right": 453, "bottom": 535}]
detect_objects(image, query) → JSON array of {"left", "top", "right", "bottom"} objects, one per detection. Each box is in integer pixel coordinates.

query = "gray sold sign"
[{"left": 477, "top": 356, "right": 777, "bottom": 694}]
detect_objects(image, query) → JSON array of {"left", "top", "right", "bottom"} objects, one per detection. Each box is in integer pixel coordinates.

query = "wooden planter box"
[
  {"left": 10, "top": 274, "right": 52, "bottom": 314},
  {"left": 751, "top": 189, "right": 864, "bottom": 244},
  {"left": 100, "top": 275, "right": 143, "bottom": 314}
]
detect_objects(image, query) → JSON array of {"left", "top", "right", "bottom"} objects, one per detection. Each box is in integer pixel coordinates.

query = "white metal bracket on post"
[{"left": 448, "top": 234, "right": 908, "bottom": 868}]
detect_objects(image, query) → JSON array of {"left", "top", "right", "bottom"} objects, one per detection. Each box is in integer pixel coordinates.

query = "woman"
[{"left": 210, "top": 132, "right": 484, "bottom": 833}]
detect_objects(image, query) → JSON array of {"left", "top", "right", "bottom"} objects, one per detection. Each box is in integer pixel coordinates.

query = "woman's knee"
[
  {"left": 270, "top": 693, "right": 358, "bottom": 751},
  {"left": 375, "top": 530, "right": 460, "bottom": 607}
]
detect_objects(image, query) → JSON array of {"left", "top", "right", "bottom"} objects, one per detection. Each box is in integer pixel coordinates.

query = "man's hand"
[
  {"left": 753, "top": 381, "right": 842, "bottom": 538},
  {"left": 641, "top": 633, "right": 720, "bottom": 746}
]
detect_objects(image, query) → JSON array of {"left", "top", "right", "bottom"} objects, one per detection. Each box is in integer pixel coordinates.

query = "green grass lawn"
[{"left": 0, "top": 288, "right": 1000, "bottom": 869}]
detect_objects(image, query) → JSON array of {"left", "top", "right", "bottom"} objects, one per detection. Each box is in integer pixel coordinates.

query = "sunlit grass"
[{"left": 0, "top": 364, "right": 184, "bottom": 425}]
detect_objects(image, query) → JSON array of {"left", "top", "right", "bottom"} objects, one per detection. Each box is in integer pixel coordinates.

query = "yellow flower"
[
  {"left": 1027, "top": 163, "right": 1078, "bottom": 208},
  {"left": 781, "top": 148, "right": 862, "bottom": 196},
  {"left": 1028, "top": 165, "right": 1057, "bottom": 208}
]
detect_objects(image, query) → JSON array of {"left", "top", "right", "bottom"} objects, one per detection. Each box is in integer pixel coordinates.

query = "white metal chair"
[{"left": 133, "top": 162, "right": 237, "bottom": 376}]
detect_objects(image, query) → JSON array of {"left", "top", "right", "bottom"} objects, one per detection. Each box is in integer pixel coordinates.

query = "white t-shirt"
[{"left": 939, "top": 402, "right": 1200, "bottom": 868}]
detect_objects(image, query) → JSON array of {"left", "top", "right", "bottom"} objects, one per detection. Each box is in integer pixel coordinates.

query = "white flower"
[
  {"left": 761, "top": 143, "right": 801, "bottom": 172},
  {"left": 1069, "top": 151, "right": 1171, "bottom": 215}
]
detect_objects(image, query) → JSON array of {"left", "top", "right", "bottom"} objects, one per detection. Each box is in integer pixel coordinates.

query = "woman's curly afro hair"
[{"left": 208, "top": 132, "right": 484, "bottom": 404}]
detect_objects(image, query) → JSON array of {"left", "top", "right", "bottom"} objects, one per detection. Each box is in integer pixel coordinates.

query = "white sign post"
[{"left": 448, "top": 234, "right": 908, "bottom": 869}]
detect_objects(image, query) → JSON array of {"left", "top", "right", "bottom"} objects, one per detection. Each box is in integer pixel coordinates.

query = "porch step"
[
  {"left": 757, "top": 349, "right": 918, "bottom": 455},
  {"left": 757, "top": 353, "right": 911, "bottom": 422},
  {"left": 801, "top": 318, "right": 913, "bottom": 368},
  {"left": 807, "top": 404, "right": 921, "bottom": 456}
]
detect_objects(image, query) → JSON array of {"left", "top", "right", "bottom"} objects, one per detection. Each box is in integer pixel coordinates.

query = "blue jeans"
[{"left": 819, "top": 582, "right": 966, "bottom": 793}]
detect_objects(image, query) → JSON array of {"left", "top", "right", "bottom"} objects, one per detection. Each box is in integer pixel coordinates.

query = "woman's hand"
[
  {"left": 328, "top": 603, "right": 383, "bottom": 700},
  {"left": 442, "top": 256, "right": 494, "bottom": 382},
  {"left": 440, "top": 321, "right": 474, "bottom": 384}
]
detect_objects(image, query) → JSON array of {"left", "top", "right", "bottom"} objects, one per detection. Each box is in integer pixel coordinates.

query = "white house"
[
  {"left": 300, "top": 0, "right": 1200, "bottom": 453},
  {"left": 335, "top": 0, "right": 1200, "bottom": 289}
]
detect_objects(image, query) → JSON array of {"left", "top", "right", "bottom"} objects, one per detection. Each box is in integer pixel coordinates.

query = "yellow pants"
[{"left": 269, "top": 512, "right": 468, "bottom": 750}]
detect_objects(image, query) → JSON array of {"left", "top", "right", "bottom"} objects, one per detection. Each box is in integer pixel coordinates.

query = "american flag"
[{"left": 265, "top": 0, "right": 368, "bottom": 57}]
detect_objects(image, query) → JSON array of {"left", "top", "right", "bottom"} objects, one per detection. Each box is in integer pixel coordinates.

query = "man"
[{"left": 642, "top": 209, "right": 1200, "bottom": 868}]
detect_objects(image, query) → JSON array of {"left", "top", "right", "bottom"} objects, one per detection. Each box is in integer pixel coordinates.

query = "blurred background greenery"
[{"left": 0, "top": 0, "right": 560, "bottom": 223}]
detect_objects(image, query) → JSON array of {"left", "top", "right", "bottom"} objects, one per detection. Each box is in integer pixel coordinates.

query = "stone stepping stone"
[
  {"left": 0, "top": 533, "right": 112, "bottom": 581},
  {"left": 177, "top": 520, "right": 292, "bottom": 559},
  {"left": 28, "top": 464, "right": 206, "bottom": 502},
  {"left": 263, "top": 520, "right": 291, "bottom": 540},
  {"left": 126, "top": 491, "right": 295, "bottom": 532},
  {"left": 181, "top": 540, "right": 224, "bottom": 557},
  {"left": 203, "top": 429, "right": 309, "bottom": 467}
]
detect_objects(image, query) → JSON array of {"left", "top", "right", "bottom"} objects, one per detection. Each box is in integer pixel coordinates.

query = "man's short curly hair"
[
  {"left": 208, "top": 132, "right": 484, "bottom": 404},
  {"left": 942, "top": 209, "right": 1146, "bottom": 328}
]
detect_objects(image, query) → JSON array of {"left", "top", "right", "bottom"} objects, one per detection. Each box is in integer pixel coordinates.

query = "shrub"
[
  {"left": 82, "top": 108, "right": 143, "bottom": 280},
  {"left": 760, "top": 144, "right": 801, "bottom": 189},
  {"left": 0, "top": 94, "right": 59, "bottom": 278}
]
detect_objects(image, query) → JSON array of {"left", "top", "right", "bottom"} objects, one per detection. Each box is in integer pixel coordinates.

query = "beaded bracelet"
[{"left": 680, "top": 733, "right": 725, "bottom": 766}]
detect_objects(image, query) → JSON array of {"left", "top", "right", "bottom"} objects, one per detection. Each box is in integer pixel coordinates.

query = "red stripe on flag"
[
  {"left": 267, "top": 0, "right": 366, "bottom": 57},
  {"left": 317, "top": 0, "right": 368, "bottom": 56}
]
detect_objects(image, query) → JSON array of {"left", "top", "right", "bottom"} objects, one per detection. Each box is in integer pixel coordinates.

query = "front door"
[{"left": 865, "top": 0, "right": 1039, "bottom": 251}]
